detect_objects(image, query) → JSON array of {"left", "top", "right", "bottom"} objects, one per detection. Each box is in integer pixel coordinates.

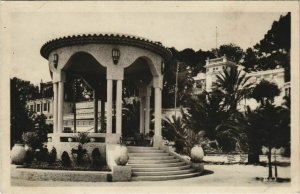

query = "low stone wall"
[{"left": 12, "top": 166, "right": 111, "bottom": 182}]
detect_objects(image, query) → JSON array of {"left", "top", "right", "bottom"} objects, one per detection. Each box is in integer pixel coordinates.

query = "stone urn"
[
  {"left": 90, "top": 138, "right": 96, "bottom": 142},
  {"left": 11, "top": 143, "right": 26, "bottom": 165},
  {"left": 68, "top": 137, "right": 73, "bottom": 142},
  {"left": 114, "top": 145, "right": 129, "bottom": 166},
  {"left": 191, "top": 145, "right": 204, "bottom": 162}
]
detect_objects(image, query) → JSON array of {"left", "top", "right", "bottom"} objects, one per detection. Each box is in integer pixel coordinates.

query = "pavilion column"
[
  {"left": 101, "top": 99, "right": 105, "bottom": 132},
  {"left": 139, "top": 96, "right": 145, "bottom": 134},
  {"left": 57, "top": 81, "right": 64, "bottom": 133},
  {"left": 116, "top": 80, "right": 123, "bottom": 135},
  {"left": 144, "top": 95, "right": 151, "bottom": 135},
  {"left": 53, "top": 82, "right": 58, "bottom": 133},
  {"left": 154, "top": 87, "right": 162, "bottom": 137},
  {"left": 93, "top": 91, "right": 98, "bottom": 133},
  {"left": 106, "top": 79, "right": 113, "bottom": 134}
]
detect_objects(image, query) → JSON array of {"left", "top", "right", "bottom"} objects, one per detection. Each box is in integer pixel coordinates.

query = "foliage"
[
  {"left": 122, "top": 99, "right": 140, "bottom": 137},
  {"left": 162, "top": 115, "right": 206, "bottom": 156},
  {"left": 183, "top": 90, "right": 228, "bottom": 140},
  {"left": 250, "top": 80, "right": 281, "bottom": 106},
  {"left": 64, "top": 76, "right": 93, "bottom": 101},
  {"left": 35, "top": 147, "right": 50, "bottom": 162},
  {"left": 254, "top": 13, "right": 290, "bottom": 81},
  {"left": 71, "top": 145, "right": 88, "bottom": 165},
  {"left": 61, "top": 151, "right": 72, "bottom": 167},
  {"left": 76, "top": 132, "right": 90, "bottom": 145},
  {"left": 214, "top": 67, "right": 252, "bottom": 113},
  {"left": 10, "top": 77, "right": 37, "bottom": 147},
  {"left": 48, "top": 147, "right": 57, "bottom": 165},
  {"left": 91, "top": 148, "right": 105, "bottom": 168},
  {"left": 214, "top": 44, "right": 244, "bottom": 64},
  {"left": 22, "top": 132, "right": 41, "bottom": 149},
  {"left": 23, "top": 150, "right": 35, "bottom": 165},
  {"left": 32, "top": 114, "right": 53, "bottom": 145},
  {"left": 242, "top": 48, "right": 259, "bottom": 72},
  {"left": 162, "top": 47, "right": 215, "bottom": 108}
]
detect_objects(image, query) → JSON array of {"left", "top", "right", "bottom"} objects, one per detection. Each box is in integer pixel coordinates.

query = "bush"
[
  {"left": 35, "top": 147, "right": 49, "bottom": 162},
  {"left": 22, "top": 132, "right": 41, "bottom": 149},
  {"left": 61, "top": 151, "right": 71, "bottom": 167},
  {"left": 71, "top": 145, "right": 87, "bottom": 165},
  {"left": 91, "top": 148, "right": 104, "bottom": 168},
  {"left": 23, "top": 150, "right": 35, "bottom": 165},
  {"left": 48, "top": 147, "right": 57, "bottom": 165}
]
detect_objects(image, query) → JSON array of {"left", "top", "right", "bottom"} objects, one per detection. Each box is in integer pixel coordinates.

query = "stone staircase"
[{"left": 127, "top": 146, "right": 200, "bottom": 181}]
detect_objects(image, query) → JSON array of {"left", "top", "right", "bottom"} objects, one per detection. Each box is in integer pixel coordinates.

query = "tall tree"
[
  {"left": 250, "top": 80, "right": 281, "bottom": 107},
  {"left": 10, "top": 77, "right": 38, "bottom": 147},
  {"left": 214, "top": 44, "right": 244, "bottom": 64},
  {"left": 214, "top": 67, "right": 252, "bottom": 114},
  {"left": 183, "top": 90, "right": 228, "bottom": 140},
  {"left": 242, "top": 48, "right": 259, "bottom": 72},
  {"left": 254, "top": 13, "right": 290, "bottom": 81}
]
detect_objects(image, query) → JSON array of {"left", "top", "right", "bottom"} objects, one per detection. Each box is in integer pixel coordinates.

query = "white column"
[
  {"left": 145, "top": 95, "right": 151, "bottom": 134},
  {"left": 57, "top": 81, "right": 64, "bottom": 133},
  {"left": 93, "top": 91, "right": 98, "bottom": 133},
  {"left": 53, "top": 83, "right": 58, "bottom": 133},
  {"left": 106, "top": 79, "right": 113, "bottom": 134},
  {"left": 139, "top": 97, "right": 145, "bottom": 134},
  {"left": 154, "top": 87, "right": 162, "bottom": 136},
  {"left": 116, "top": 80, "right": 122, "bottom": 135}
]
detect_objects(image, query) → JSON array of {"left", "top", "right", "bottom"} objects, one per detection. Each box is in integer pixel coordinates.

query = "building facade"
[{"left": 193, "top": 55, "right": 290, "bottom": 110}]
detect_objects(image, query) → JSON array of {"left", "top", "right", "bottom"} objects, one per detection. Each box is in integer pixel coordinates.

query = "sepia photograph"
[{"left": 0, "top": 1, "right": 299, "bottom": 193}]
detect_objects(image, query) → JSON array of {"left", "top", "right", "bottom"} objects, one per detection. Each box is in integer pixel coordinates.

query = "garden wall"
[{"left": 11, "top": 166, "right": 111, "bottom": 182}]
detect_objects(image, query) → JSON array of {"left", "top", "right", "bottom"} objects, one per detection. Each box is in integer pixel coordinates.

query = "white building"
[{"left": 193, "top": 55, "right": 290, "bottom": 110}]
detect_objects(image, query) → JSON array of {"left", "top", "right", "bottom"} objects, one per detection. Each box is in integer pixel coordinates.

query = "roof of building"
[{"left": 40, "top": 33, "right": 172, "bottom": 61}]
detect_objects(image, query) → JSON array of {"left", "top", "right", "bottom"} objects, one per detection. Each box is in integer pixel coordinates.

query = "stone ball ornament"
[
  {"left": 11, "top": 143, "right": 26, "bottom": 165},
  {"left": 114, "top": 145, "right": 129, "bottom": 166},
  {"left": 191, "top": 145, "right": 204, "bottom": 162}
]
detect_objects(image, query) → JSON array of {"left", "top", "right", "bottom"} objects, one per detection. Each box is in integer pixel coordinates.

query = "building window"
[
  {"left": 44, "top": 103, "right": 47, "bottom": 111},
  {"left": 37, "top": 104, "right": 41, "bottom": 112},
  {"left": 47, "top": 103, "right": 50, "bottom": 112},
  {"left": 30, "top": 105, "right": 34, "bottom": 111}
]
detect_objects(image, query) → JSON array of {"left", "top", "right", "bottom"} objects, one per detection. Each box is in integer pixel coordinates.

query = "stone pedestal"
[
  {"left": 112, "top": 165, "right": 132, "bottom": 182},
  {"left": 153, "top": 135, "right": 163, "bottom": 148},
  {"left": 191, "top": 162, "right": 204, "bottom": 173}
]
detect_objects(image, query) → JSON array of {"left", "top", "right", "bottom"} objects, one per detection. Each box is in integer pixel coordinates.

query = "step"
[
  {"left": 128, "top": 149, "right": 165, "bottom": 153},
  {"left": 128, "top": 153, "right": 169, "bottom": 157},
  {"left": 132, "top": 169, "right": 196, "bottom": 176},
  {"left": 127, "top": 146, "right": 159, "bottom": 150},
  {"left": 131, "top": 165, "right": 191, "bottom": 172},
  {"left": 128, "top": 158, "right": 180, "bottom": 164},
  {"left": 128, "top": 161, "right": 186, "bottom": 168},
  {"left": 131, "top": 172, "right": 200, "bottom": 181},
  {"left": 129, "top": 156, "right": 175, "bottom": 160}
]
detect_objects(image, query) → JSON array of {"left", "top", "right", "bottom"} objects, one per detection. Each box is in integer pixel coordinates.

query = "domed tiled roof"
[{"left": 40, "top": 33, "right": 172, "bottom": 61}]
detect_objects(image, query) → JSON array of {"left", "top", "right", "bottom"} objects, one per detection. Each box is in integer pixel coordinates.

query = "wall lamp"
[{"left": 112, "top": 48, "right": 120, "bottom": 65}]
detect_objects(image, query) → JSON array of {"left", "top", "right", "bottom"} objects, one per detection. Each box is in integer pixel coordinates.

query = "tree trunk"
[
  {"left": 248, "top": 145, "right": 260, "bottom": 164},
  {"left": 268, "top": 145, "right": 272, "bottom": 178}
]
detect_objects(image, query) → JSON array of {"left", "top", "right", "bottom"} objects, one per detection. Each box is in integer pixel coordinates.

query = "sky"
[{"left": 6, "top": 8, "right": 286, "bottom": 85}]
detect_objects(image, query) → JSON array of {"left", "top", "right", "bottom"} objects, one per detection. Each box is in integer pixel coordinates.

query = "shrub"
[
  {"left": 35, "top": 147, "right": 49, "bottom": 162},
  {"left": 77, "top": 132, "right": 89, "bottom": 145},
  {"left": 71, "top": 145, "right": 87, "bottom": 165},
  {"left": 91, "top": 148, "right": 104, "bottom": 168},
  {"left": 48, "top": 147, "right": 57, "bottom": 165},
  {"left": 61, "top": 151, "right": 71, "bottom": 167},
  {"left": 22, "top": 132, "right": 41, "bottom": 149},
  {"left": 23, "top": 150, "right": 35, "bottom": 165}
]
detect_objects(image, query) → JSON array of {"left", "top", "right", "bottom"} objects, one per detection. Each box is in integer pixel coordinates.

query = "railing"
[{"left": 47, "top": 132, "right": 106, "bottom": 143}]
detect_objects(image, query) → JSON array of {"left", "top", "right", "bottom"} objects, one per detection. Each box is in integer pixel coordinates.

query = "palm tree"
[
  {"left": 122, "top": 99, "right": 140, "bottom": 138},
  {"left": 183, "top": 90, "right": 228, "bottom": 140},
  {"left": 214, "top": 67, "right": 253, "bottom": 113},
  {"left": 162, "top": 115, "right": 206, "bottom": 156}
]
